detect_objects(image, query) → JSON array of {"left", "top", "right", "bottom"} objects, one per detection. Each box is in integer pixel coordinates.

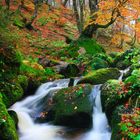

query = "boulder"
[
  {"left": 38, "top": 84, "right": 93, "bottom": 128},
  {"left": 0, "top": 95, "right": 18, "bottom": 140},
  {"left": 54, "top": 63, "right": 80, "bottom": 78},
  {"left": 52, "top": 84, "right": 92, "bottom": 128},
  {"left": 8, "top": 110, "right": 18, "bottom": 129},
  {"left": 78, "top": 68, "right": 121, "bottom": 85},
  {"left": 101, "top": 80, "right": 123, "bottom": 121},
  {"left": 91, "top": 57, "right": 109, "bottom": 70},
  {"left": 0, "top": 82, "right": 23, "bottom": 107}
]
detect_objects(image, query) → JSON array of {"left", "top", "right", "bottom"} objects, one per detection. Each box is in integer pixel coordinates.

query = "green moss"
[
  {"left": 66, "top": 38, "right": 105, "bottom": 58},
  {"left": 0, "top": 45, "right": 22, "bottom": 81},
  {"left": 0, "top": 82, "right": 23, "bottom": 107},
  {"left": 16, "top": 75, "right": 28, "bottom": 91},
  {"left": 53, "top": 84, "right": 92, "bottom": 126},
  {"left": 0, "top": 95, "right": 18, "bottom": 140},
  {"left": 13, "top": 18, "right": 25, "bottom": 28},
  {"left": 78, "top": 68, "right": 121, "bottom": 85}
]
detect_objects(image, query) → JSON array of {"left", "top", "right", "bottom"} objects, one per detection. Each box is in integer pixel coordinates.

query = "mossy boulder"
[
  {"left": 91, "top": 57, "right": 109, "bottom": 70},
  {"left": 78, "top": 68, "right": 121, "bottom": 85},
  {"left": 8, "top": 110, "right": 18, "bottom": 129},
  {"left": 0, "top": 82, "right": 23, "bottom": 107},
  {"left": 52, "top": 84, "right": 93, "bottom": 128},
  {"left": 0, "top": 95, "right": 18, "bottom": 140},
  {"left": 56, "top": 63, "right": 80, "bottom": 78},
  {"left": 101, "top": 80, "right": 123, "bottom": 121}
]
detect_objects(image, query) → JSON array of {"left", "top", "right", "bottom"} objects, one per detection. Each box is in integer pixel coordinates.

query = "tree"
[
  {"left": 5, "top": 0, "right": 10, "bottom": 10},
  {"left": 79, "top": 0, "right": 140, "bottom": 43}
]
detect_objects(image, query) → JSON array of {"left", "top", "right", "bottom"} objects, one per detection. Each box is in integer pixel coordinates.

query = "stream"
[{"left": 10, "top": 68, "right": 128, "bottom": 140}]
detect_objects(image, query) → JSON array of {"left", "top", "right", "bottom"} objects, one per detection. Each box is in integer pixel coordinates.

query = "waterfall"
[
  {"left": 11, "top": 68, "right": 129, "bottom": 140},
  {"left": 80, "top": 85, "right": 111, "bottom": 140},
  {"left": 10, "top": 79, "right": 71, "bottom": 140}
]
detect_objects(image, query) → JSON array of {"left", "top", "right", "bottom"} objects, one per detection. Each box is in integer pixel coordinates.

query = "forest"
[{"left": 0, "top": 0, "right": 140, "bottom": 140}]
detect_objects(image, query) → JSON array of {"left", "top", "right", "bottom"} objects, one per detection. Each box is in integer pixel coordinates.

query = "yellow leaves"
[{"left": 98, "top": 0, "right": 116, "bottom": 11}]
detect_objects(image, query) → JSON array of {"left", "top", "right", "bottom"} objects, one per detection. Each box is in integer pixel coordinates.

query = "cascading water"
[
  {"left": 80, "top": 85, "right": 111, "bottom": 140},
  {"left": 11, "top": 69, "right": 130, "bottom": 140},
  {"left": 10, "top": 79, "right": 71, "bottom": 140}
]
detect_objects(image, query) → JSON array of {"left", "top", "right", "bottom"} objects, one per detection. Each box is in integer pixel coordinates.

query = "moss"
[
  {"left": 52, "top": 84, "right": 92, "bottom": 128},
  {"left": 66, "top": 38, "right": 105, "bottom": 58},
  {"left": 0, "top": 45, "right": 21, "bottom": 81},
  {"left": 16, "top": 75, "right": 28, "bottom": 91},
  {"left": 0, "top": 82, "right": 23, "bottom": 107},
  {"left": 0, "top": 95, "right": 18, "bottom": 140},
  {"left": 78, "top": 68, "right": 121, "bottom": 85}
]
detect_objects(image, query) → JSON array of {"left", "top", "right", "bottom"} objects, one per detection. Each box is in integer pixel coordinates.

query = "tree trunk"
[
  {"left": 73, "top": 0, "right": 81, "bottom": 33},
  {"left": 80, "top": 24, "right": 98, "bottom": 38},
  {"left": 5, "top": 0, "right": 10, "bottom": 10},
  {"left": 79, "top": 0, "right": 84, "bottom": 32}
]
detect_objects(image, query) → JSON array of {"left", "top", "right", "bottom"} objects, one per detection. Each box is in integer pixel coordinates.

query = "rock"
[
  {"left": 38, "top": 57, "right": 51, "bottom": 67},
  {"left": 0, "top": 82, "right": 23, "bottom": 107},
  {"left": 101, "top": 80, "right": 123, "bottom": 121},
  {"left": 0, "top": 95, "right": 18, "bottom": 140},
  {"left": 49, "top": 84, "right": 93, "bottom": 128},
  {"left": 78, "top": 68, "right": 121, "bottom": 85},
  {"left": 68, "top": 78, "right": 75, "bottom": 87},
  {"left": 55, "top": 63, "right": 80, "bottom": 78},
  {"left": 91, "top": 57, "right": 109, "bottom": 70},
  {"left": 8, "top": 110, "right": 18, "bottom": 129}
]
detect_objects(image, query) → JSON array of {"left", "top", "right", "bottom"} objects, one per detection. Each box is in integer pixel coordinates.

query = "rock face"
[
  {"left": 0, "top": 95, "right": 18, "bottom": 140},
  {"left": 35, "top": 84, "right": 93, "bottom": 128},
  {"left": 78, "top": 68, "right": 121, "bottom": 85},
  {"left": 46, "top": 84, "right": 93, "bottom": 128},
  {"left": 101, "top": 75, "right": 140, "bottom": 140},
  {"left": 101, "top": 80, "right": 123, "bottom": 121}
]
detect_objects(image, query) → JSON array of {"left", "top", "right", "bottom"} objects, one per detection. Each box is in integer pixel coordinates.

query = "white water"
[
  {"left": 119, "top": 67, "right": 130, "bottom": 81},
  {"left": 80, "top": 85, "right": 111, "bottom": 140},
  {"left": 10, "top": 78, "right": 111, "bottom": 140},
  {"left": 11, "top": 79, "right": 71, "bottom": 140}
]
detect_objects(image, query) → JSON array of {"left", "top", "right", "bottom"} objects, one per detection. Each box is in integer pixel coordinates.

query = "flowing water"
[
  {"left": 79, "top": 85, "right": 111, "bottom": 140},
  {"left": 10, "top": 78, "right": 111, "bottom": 140}
]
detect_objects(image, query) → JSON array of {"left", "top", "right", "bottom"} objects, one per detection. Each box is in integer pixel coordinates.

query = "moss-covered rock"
[
  {"left": 101, "top": 80, "right": 124, "bottom": 122},
  {"left": 52, "top": 84, "right": 93, "bottom": 128},
  {"left": 0, "top": 82, "right": 23, "bottom": 107},
  {"left": 78, "top": 68, "right": 121, "bottom": 85},
  {"left": 0, "top": 94, "right": 18, "bottom": 140},
  {"left": 8, "top": 110, "right": 18, "bottom": 129},
  {"left": 56, "top": 63, "right": 80, "bottom": 78},
  {"left": 91, "top": 57, "right": 109, "bottom": 70}
]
